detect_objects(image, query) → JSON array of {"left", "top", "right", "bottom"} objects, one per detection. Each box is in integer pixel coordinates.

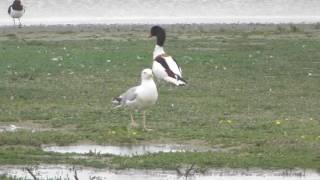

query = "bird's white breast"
[
  {"left": 136, "top": 80, "right": 158, "bottom": 108},
  {"left": 9, "top": 8, "right": 24, "bottom": 18}
]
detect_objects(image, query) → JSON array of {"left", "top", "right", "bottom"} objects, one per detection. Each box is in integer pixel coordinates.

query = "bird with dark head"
[
  {"left": 150, "top": 25, "right": 166, "bottom": 47},
  {"left": 11, "top": 0, "right": 23, "bottom": 11},
  {"left": 8, "top": 0, "right": 25, "bottom": 28},
  {"left": 149, "top": 26, "right": 187, "bottom": 86}
]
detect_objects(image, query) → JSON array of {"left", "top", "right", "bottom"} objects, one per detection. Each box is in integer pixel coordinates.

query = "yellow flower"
[
  {"left": 275, "top": 120, "right": 281, "bottom": 125},
  {"left": 111, "top": 131, "right": 116, "bottom": 134},
  {"left": 132, "top": 132, "right": 137, "bottom": 135},
  {"left": 227, "top": 120, "right": 232, "bottom": 124}
]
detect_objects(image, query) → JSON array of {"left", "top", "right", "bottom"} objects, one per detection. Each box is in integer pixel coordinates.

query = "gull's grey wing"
[
  {"left": 120, "top": 86, "right": 138, "bottom": 104},
  {"left": 112, "top": 86, "right": 138, "bottom": 107}
]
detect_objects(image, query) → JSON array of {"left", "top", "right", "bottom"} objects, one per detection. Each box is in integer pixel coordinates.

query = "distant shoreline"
[
  {"left": 1, "top": 16, "right": 320, "bottom": 27},
  {"left": 1, "top": 23, "right": 320, "bottom": 42},
  {"left": 1, "top": 23, "right": 319, "bottom": 31}
]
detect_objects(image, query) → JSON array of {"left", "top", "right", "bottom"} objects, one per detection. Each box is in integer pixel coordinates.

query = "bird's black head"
[
  {"left": 14, "top": 0, "right": 21, "bottom": 5},
  {"left": 12, "top": 0, "right": 23, "bottom": 10},
  {"left": 150, "top": 26, "right": 166, "bottom": 46}
]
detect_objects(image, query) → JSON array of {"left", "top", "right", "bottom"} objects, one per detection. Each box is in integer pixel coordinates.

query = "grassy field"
[{"left": 0, "top": 24, "right": 319, "bottom": 170}]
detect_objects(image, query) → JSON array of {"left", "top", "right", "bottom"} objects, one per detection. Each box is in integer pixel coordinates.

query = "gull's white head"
[{"left": 141, "top": 68, "right": 153, "bottom": 80}]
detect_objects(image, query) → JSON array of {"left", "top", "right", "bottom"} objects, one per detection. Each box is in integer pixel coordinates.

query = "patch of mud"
[
  {"left": 0, "top": 164, "right": 319, "bottom": 180},
  {"left": 42, "top": 144, "right": 224, "bottom": 156}
]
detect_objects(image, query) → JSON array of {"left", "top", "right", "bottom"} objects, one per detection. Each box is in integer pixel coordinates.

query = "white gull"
[{"left": 112, "top": 68, "right": 158, "bottom": 130}]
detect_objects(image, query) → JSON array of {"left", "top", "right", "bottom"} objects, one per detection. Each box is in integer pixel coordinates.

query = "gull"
[{"left": 112, "top": 69, "right": 158, "bottom": 130}]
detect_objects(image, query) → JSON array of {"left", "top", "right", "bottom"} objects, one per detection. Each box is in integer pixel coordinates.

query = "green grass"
[{"left": 0, "top": 25, "right": 319, "bottom": 170}]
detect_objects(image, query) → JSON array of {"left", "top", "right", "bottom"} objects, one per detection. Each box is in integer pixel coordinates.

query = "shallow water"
[
  {"left": 0, "top": 165, "right": 319, "bottom": 180},
  {"left": 1, "top": 0, "right": 320, "bottom": 25},
  {"left": 42, "top": 144, "right": 222, "bottom": 156}
]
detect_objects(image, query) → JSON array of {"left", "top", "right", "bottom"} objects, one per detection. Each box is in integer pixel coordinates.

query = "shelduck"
[{"left": 149, "top": 26, "right": 187, "bottom": 86}]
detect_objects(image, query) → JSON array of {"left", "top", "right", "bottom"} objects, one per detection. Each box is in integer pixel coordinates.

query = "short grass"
[{"left": 0, "top": 24, "right": 319, "bottom": 170}]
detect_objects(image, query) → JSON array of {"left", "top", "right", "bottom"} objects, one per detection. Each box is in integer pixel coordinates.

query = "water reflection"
[
  {"left": 42, "top": 144, "right": 222, "bottom": 156},
  {"left": 0, "top": 165, "right": 319, "bottom": 180}
]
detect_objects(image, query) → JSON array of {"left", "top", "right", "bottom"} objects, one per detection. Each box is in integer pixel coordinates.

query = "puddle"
[
  {"left": 42, "top": 144, "right": 223, "bottom": 156},
  {"left": 0, "top": 164, "right": 319, "bottom": 180}
]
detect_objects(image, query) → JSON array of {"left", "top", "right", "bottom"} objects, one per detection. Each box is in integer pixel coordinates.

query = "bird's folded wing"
[{"left": 121, "top": 86, "right": 138, "bottom": 105}]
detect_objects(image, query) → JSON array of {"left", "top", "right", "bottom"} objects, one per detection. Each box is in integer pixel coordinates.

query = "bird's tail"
[
  {"left": 112, "top": 97, "right": 122, "bottom": 107},
  {"left": 177, "top": 76, "right": 187, "bottom": 86},
  {"left": 164, "top": 76, "right": 187, "bottom": 86}
]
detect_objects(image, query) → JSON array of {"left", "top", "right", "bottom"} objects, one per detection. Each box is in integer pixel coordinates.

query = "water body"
[
  {"left": 1, "top": 0, "right": 320, "bottom": 25},
  {"left": 42, "top": 144, "right": 223, "bottom": 156},
  {"left": 0, "top": 165, "right": 319, "bottom": 180}
]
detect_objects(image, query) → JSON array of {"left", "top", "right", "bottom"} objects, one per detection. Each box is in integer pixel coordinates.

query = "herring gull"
[{"left": 112, "top": 69, "right": 158, "bottom": 130}]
